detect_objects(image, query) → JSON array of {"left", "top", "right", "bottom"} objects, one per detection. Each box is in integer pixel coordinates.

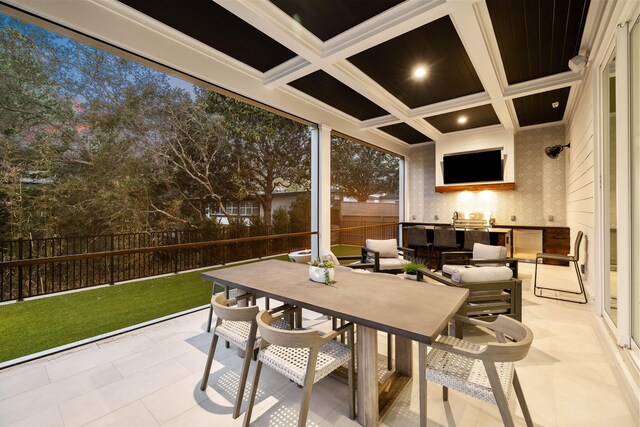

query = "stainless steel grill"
[{"left": 452, "top": 211, "right": 493, "bottom": 228}]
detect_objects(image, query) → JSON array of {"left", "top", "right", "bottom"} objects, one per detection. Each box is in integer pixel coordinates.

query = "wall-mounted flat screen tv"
[{"left": 442, "top": 149, "right": 503, "bottom": 184}]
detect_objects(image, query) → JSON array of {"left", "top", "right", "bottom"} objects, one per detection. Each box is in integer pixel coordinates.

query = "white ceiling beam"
[
  {"left": 503, "top": 71, "right": 584, "bottom": 100},
  {"left": 215, "top": 0, "right": 324, "bottom": 61},
  {"left": 263, "top": 0, "right": 448, "bottom": 88},
  {"left": 448, "top": 1, "right": 513, "bottom": 130},
  {"left": 409, "top": 92, "right": 491, "bottom": 119},
  {"left": 360, "top": 115, "right": 402, "bottom": 130}
]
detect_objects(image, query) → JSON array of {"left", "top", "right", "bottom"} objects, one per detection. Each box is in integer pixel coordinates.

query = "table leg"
[
  {"left": 394, "top": 336, "right": 412, "bottom": 376},
  {"left": 418, "top": 342, "right": 428, "bottom": 427},
  {"left": 357, "top": 325, "right": 379, "bottom": 427}
]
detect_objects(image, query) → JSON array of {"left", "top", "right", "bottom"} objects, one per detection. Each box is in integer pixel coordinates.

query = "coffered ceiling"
[{"left": 3, "top": 0, "right": 601, "bottom": 149}]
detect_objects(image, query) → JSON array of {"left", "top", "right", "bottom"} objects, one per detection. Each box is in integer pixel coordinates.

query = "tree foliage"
[
  {"left": 0, "top": 16, "right": 312, "bottom": 238},
  {"left": 331, "top": 136, "right": 399, "bottom": 201}
]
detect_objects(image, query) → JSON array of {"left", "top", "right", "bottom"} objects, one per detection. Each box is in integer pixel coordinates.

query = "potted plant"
[
  {"left": 402, "top": 259, "right": 428, "bottom": 277},
  {"left": 308, "top": 258, "right": 336, "bottom": 286}
]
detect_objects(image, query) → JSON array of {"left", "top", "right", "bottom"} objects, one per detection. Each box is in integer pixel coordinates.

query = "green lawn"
[
  {"left": 0, "top": 254, "right": 287, "bottom": 363},
  {"left": 0, "top": 246, "right": 362, "bottom": 363}
]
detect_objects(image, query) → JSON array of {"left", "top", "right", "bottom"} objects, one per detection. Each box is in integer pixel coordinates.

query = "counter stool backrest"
[
  {"left": 434, "top": 226, "right": 457, "bottom": 248},
  {"left": 463, "top": 228, "right": 490, "bottom": 251}
]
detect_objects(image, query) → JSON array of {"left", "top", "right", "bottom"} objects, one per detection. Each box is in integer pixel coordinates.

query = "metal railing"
[{"left": 0, "top": 228, "right": 313, "bottom": 302}]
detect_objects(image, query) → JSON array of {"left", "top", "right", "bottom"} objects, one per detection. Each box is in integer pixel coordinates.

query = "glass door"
[{"left": 603, "top": 51, "right": 618, "bottom": 325}]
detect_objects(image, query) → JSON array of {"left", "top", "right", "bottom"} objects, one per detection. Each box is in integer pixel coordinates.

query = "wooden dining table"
[{"left": 201, "top": 259, "right": 468, "bottom": 427}]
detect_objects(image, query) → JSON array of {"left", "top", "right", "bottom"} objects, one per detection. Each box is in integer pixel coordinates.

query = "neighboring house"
[{"left": 207, "top": 190, "right": 309, "bottom": 224}]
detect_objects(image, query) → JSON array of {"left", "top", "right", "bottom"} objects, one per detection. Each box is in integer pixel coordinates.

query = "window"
[{"left": 239, "top": 201, "right": 259, "bottom": 216}]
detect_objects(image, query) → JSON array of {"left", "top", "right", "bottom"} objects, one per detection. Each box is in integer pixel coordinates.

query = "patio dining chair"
[
  {"left": 424, "top": 315, "right": 534, "bottom": 427},
  {"left": 243, "top": 310, "right": 356, "bottom": 427},
  {"left": 200, "top": 293, "right": 294, "bottom": 419}
]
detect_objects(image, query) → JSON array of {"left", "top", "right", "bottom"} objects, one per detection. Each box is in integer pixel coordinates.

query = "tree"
[
  {"left": 0, "top": 17, "right": 184, "bottom": 237},
  {"left": 0, "top": 19, "right": 79, "bottom": 238},
  {"left": 204, "top": 92, "right": 311, "bottom": 226},
  {"left": 147, "top": 87, "right": 234, "bottom": 228},
  {"left": 331, "top": 136, "right": 399, "bottom": 202}
]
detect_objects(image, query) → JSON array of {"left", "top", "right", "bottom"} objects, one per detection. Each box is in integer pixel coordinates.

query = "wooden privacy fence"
[
  {"left": 0, "top": 229, "right": 313, "bottom": 302},
  {"left": 331, "top": 221, "right": 399, "bottom": 247}
]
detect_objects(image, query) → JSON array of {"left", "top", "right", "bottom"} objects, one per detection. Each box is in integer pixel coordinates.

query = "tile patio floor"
[{"left": 0, "top": 263, "right": 637, "bottom": 426}]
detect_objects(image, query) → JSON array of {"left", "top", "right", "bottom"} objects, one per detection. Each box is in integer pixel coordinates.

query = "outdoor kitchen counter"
[
  {"left": 401, "top": 223, "right": 513, "bottom": 256},
  {"left": 402, "top": 223, "right": 571, "bottom": 263}
]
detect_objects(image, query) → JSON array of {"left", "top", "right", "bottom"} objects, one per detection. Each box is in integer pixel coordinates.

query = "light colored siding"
[{"left": 566, "top": 71, "right": 596, "bottom": 288}]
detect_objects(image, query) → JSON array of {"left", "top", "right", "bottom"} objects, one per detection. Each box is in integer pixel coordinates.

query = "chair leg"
[
  {"left": 484, "top": 361, "right": 515, "bottom": 427},
  {"left": 297, "top": 350, "right": 319, "bottom": 427},
  {"left": 233, "top": 324, "right": 258, "bottom": 419},
  {"left": 206, "top": 305, "right": 213, "bottom": 333},
  {"left": 418, "top": 343, "right": 428, "bottom": 427},
  {"left": 200, "top": 320, "right": 222, "bottom": 390},
  {"left": 347, "top": 327, "right": 356, "bottom": 419},
  {"left": 387, "top": 333, "right": 393, "bottom": 371},
  {"left": 513, "top": 371, "right": 533, "bottom": 427},
  {"left": 534, "top": 258, "right": 588, "bottom": 304},
  {"left": 242, "top": 360, "right": 263, "bottom": 427}
]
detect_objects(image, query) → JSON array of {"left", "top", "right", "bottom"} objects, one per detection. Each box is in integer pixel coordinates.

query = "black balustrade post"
[
  {"left": 110, "top": 234, "right": 115, "bottom": 285},
  {"left": 17, "top": 239, "right": 23, "bottom": 301}
]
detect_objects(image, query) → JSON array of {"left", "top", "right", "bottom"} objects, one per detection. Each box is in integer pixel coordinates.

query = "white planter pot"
[{"left": 308, "top": 266, "right": 334, "bottom": 284}]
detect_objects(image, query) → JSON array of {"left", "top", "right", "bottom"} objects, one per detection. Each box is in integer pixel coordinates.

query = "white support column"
[
  {"left": 311, "top": 124, "right": 332, "bottom": 259},
  {"left": 398, "top": 157, "right": 407, "bottom": 246}
]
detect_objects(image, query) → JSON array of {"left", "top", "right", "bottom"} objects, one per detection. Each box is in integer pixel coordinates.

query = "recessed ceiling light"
[
  {"left": 457, "top": 116, "right": 468, "bottom": 124},
  {"left": 413, "top": 66, "right": 427, "bottom": 79}
]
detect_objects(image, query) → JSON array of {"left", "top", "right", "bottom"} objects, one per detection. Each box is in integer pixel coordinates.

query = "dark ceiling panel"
[
  {"left": 119, "top": 0, "right": 296, "bottom": 72},
  {"left": 513, "top": 87, "right": 570, "bottom": 127},
  {"left": 426, "top": 105, "right": 500, "bottom": 133},
  {"left": 289, "top": 71, "right": 388, "bottom": 120},
  {"left": 270, "top": 0, "right": 404, "bottom": 41},
  {"left": 486, "top": 0, "right": 591, "bottom": 84},
  {"left": 378, "top": 123, "right": 432, "bottom": 145},
  {"left": 348, "top": 16, "right": 484, "bottom": 109}
]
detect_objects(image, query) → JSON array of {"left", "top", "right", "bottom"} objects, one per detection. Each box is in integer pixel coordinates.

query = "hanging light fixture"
[{"left": 545, "top": 143, "right": 571, "bottom": 159}]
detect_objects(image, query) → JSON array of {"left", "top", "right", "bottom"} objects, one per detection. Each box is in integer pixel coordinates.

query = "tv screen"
[{"left": 443, "top": 149, "right": 503, "bottom": 184}]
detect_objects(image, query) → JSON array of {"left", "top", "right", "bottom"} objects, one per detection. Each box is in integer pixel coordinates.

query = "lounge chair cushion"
[
  {"left": 377, "top": 257, "right": 411, "bottom": 271},
  {"left": 442, "top": 264, "right": 465, "bottom": 276},
  {"left": 451, "top": 266, "right": 513, "bottom": 283},
  {"left": 365, "top": 239, "right": 399, "bottom": 258},
  {"left": 472, "top": 243, "right": 507, "bottom": 266}
]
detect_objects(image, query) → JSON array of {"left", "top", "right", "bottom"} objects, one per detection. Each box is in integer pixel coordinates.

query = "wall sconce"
[{"left": 545, "top": 143, "right": 570, "bottom": 159}]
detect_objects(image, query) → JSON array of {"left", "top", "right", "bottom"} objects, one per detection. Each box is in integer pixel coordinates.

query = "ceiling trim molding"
[
  {"left": 503, "top": 71, "right": 584, "bottom": 100},
  {"left": 410, "top": 92, "right": 491, "bottom": 119},
  {"left": 261, "top": 0, "right": 449, "bottom": 89},
  {"left": 360, "top": 115, "right": 402, "bottom": 130},
  {"left": 215, "top": 0, "right": 324, "bottom": 60},
  {"left": 264, "top": 57, "right": 316, "bottom": 88},
  {"left": 322, "top": 0, "right": 447, "bottom": 59},
  {"left": 472, "top": 1, "right": 510, "bottom": 93},
  {"left": 448, "top": 1, "right": 513, "bottom": 130},
  {"left": 435, "top": 123, "right": 505, "bottom": 141},
  {"left": 517, "top": 120, "right": 565, "bottom": 132}
]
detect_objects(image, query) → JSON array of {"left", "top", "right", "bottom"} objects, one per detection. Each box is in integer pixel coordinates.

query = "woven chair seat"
[
  {"left": 215, "top": 318, "right": 291, "bottom": 351},
  {"left": 425, "top": 335, "right": 514, "bottom": 404},
  {"left": 259, "top": 339, "right": 351, "bottom": 386}
]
